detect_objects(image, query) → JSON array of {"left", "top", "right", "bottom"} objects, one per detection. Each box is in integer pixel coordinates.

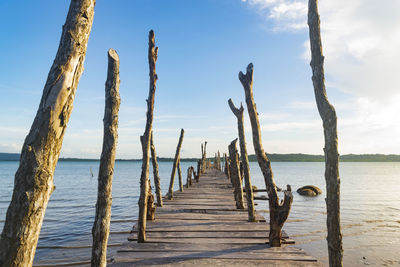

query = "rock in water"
[{"left": 297, "top": 185, "right": 322, "bottom": 196}]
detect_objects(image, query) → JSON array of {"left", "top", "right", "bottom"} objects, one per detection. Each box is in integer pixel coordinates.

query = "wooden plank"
[
  {"left": 129, "top": 231, "right": 271, "bottom": 238},
  {"left": 115, "top": 251, "right": 316, "bottom": 261},
  {"left": 119, "top": 242, "right": 303, "bottom": 252},
  {"left": 112, "top": 258, "right": 322, "bottom": 267},
  {"left": 127, "top": 237, "right": 295, "bottom": 244}
]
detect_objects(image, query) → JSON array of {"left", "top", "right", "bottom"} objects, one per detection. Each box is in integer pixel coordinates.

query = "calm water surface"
[{"left": 0, "top": 161, "right": 399, "bottom": 266}]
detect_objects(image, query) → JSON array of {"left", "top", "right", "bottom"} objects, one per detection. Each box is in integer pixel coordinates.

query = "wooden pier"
[{"left": 110, "top": 169, "right": 321, "bottom": 266}]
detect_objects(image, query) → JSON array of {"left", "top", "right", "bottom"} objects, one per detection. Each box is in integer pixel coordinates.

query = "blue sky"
[{"left": 0, "top": 0, "right": 399, "bottom": 158}]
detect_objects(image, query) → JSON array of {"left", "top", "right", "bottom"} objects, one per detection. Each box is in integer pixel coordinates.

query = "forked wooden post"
[
  {"left": 167, "top": 128, "right": 185, "bottom": 199},
  {"left": 91, "top": 49, "right": 121, "bottom": 267},
  {"left": 308, "top": 0, "right": 343, "bottom": 265},
  {"left": 0, "top": 1, "right": 95, "bottom": 265},
  {"left": 137, "top": 30, "right": 158, "bottom": 243},
  {"left": 228, "top": 99, "right": 256, "bottom": 222},
  {"left": 239, "top": 63, "right": 293, "bottom": 247},
  {"left": 150, "top": 133, "right": 163, "bottom": 207},
  {"left": 228, "top": 139, "right": 245, "bottom": 209}
]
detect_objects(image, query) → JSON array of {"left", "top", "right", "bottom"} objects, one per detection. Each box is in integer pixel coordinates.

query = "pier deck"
[{"left": 111, "top": 169, "right": 321, "bottom": 266}]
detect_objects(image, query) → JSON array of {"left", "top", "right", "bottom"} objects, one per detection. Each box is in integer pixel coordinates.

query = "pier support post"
[
  {"left": 186, "top": 167, "right": 194, "bottom": 188},
  {"left": 177, "top": 160, "right": 184, "bottom": 192},
  {"left": 0, "top": 1, "right": 95, "bottom": 265},
  {"left": 308, "top": 0, "right": 343, "bottom": 265},
  {"left": 201, "top": 141, "right": 207, "bottom": 173},
  {"left": 91, "top": 49, "right": 121, "bottom": 267},
  {"left": 137, "top": 30, "right": 158, "bottom": 243},
  {"left": 228, "top": 139, "right": 245, "bottom": 209},
  {"left": 239, "top": 63, "right": 293, "bottom": 246},
  {"left": 167, "top": 129, "right": 185, "bottom": 199},
  {"left": 150, "top": 133, "right": 163, "bottom": 207},
  {"left": 228, "top": 99, "right": 256, "bottom": 222},
  {"left": 195, "top": 160, "right": 201, "bottom": 182}
]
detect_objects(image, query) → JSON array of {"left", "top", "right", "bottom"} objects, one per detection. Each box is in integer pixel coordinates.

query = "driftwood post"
[
  {"left": 308, "top": 0, "right": 343, "bottom": 265},
  {"left": 0, "top": 1, "right": 95, "bottom": 266},
  {"left": 137, "top": 30, "right": 158, "bottom": 243},
  {"left": 201, "top": 141, "right": 207, "bottom": 173},
  {"left": 224, "top": 153, "right": 230, "bottom": 180},
  {"left": 217, "top": 151, "right": 222, "bottom": 171},
  {"left": 146, "top": 179, "right": 156, "bottom": 221},
  {"left": 167, "top": 128, "right": 184, "bottom": 199},
  {"left": 91, "top": 49, "right": 121, "bottom": 267},
  {"left": 239, "top": 63, "right": 293, "bottom": 247},
  {"left": 150, "top": 133, "right": 163, "bottom": 207},
  {"left": 186, "top": 166, "right": 193, "bottom": 188},
  {"left": 195, "top": 160, "right": 201, "bottom": 182},
  {"left": 228, "top": 99, "right": 256, "bottom": 222},
  {"left": 228, "top": 139, "right": 245, "bottom": 209},
  {"left": 177, "top": 160, "right": 184, "bottom": 192}
]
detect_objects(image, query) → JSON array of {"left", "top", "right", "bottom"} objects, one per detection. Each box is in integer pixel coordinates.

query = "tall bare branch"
[
  {"left": 239, "top": 63, "right": 293, "bottom": 246},
  {"left": 0, "top": 1, "right": 95, "bottom": 265},
  {"left": 91, "top": 48, "right": 120, "bottom": 267},
  {"left": 137, "top": 30, "right": 158, "bottom": 243},
  {"left": 308, "top": 0, "right": 343, "bottom": 265}
]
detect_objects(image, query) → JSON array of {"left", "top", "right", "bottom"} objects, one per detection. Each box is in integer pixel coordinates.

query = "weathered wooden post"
[
  {"left": 228, "top": 139, "right": 245, "bottom": 209},
  {"left": 0, "top": 1, "right": 95, "bottom": 266},
  {"left": 137, "top": 30, "right": 158, "bottom": 243},
  {"left": 91, "top": 49, "right": 121, "bottom": 267},
  {"left": 224, "top": 153, "right": 230, "bottom": 180},
  {"left": 150, "top": 133, "right": 163, "bottom": 207},
  {"left": 195, "top": 160, "right": 201, "bottom": 182},
  {"left": 239, "top": 63, "right": 293, "bottom": 247},
  {"left": 201, "top": 141, "right": 207, "bottom": 173},
  {"left": 186, "top": 166, "right": 194, "bottom": 188},
  {"left": 177, "top": 160, "right": 184, "bottom": 192},
  {"left": 146, "top": 179, "right": 156, "bottom": 221},
  {"left": 228, "top": 99, "right": 256, "bottom": 222},
  {"left": 167, "top": 128, "right": 184, "bottom": 199},
  {"left": 308, "top": 0, "right": 343, "bottom": 265},
  {"left": 217, "top": 151, "right": 222, "bottom": 171}
]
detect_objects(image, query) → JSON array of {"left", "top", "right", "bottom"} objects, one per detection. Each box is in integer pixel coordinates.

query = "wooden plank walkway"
[{"left": 111, "top": 169, "right": 321, "bottom": 266}]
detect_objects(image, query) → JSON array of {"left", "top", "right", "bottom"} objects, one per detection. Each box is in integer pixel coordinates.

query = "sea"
[{"left": 0, "top": 161, "right": 399, "bottom": 266}]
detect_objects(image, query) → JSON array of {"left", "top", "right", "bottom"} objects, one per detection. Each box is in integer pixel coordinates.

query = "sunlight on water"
[{"left": 0, "top": 161, "right": 399, "bottom": 266}]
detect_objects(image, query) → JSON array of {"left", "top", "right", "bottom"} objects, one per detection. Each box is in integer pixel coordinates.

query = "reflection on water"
[{"left": 0, "top": 161, "right": 399, "bottom": 266}]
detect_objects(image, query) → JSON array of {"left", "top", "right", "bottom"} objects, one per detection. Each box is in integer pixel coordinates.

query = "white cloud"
[
  {"left": 243, "top": 0, "right": 400, "bottom": 153},
  {"left": 243, "top": 0, "right": 307, "bottom": 30}
]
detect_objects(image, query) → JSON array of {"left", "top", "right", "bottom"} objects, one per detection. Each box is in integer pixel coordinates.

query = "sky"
[{"left": 0, "top": 0, "right": 399, "bottom": 159}]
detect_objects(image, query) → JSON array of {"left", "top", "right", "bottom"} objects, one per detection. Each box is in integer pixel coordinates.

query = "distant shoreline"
[{"left": 1, "top": 152, "right": 400, "bottom": 162}]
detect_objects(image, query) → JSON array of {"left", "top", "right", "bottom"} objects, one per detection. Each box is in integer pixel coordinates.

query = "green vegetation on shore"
[{"left": 2, "top": 152, "right": 400, "bottom": 162}]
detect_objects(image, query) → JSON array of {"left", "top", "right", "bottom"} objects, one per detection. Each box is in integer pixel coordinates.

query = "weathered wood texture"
[
  {"left": 111, "top": 169, "right": 321, "bottom": 266},
  {"left": 201, "top": 141, "right": 207, "bottom": 174},
  {"left": 167, "top": 129, "right": 185, "bottom": 199},
  {"left": 0, "top": 1, "right": 95, "bottom": 266},
  {"left": 177, "top": 160, "right": 184, "bottom": 192},
  {"left": 307, "top": 1, "right": 343, "bottom": 266},
  {"left": 239, "top": 63, "right": 293, "bottom": 247},
  {"left": 91, "top": 48, "right": 121, "bottom": 267},
  {"left": 137, "top": 30, "right": 158, "bottom": 243},
  {"left": 150, "top": 133, "right": 163, "bottom": 207},
  {"left": 228, "top": 99, "right": 256, "bottom": 222},
  {"left": 186, "top": 166, "right": 194, "bottom": 188},
  {"left": 224, "top": 153, "right": 231, "bottom": 181},
  {"left": 228, "top": 139, "right": 245, "bottom": 209}
]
